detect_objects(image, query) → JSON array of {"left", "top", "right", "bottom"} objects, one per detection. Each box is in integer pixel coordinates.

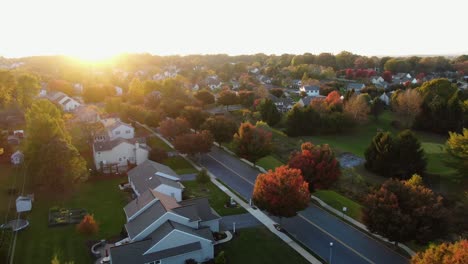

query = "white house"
[
  {"left": 11, "top": 151, "right": 24, "bottom": 165},
  {"left": 109, "top": 190, "right": 220, "bottom": 264},
  {"left": 299, "top": 85, "right": 320, "bottom": 97},
  {"left": 95, "top": 118, "right": 134, "bottom": 142},
  {"left": 93, "top": 138, "right": 149, "bottom": 171},
  {"left": 115, "top": 86, "right": 123, "bottom": 96},
  {"left": 128, "top": 160, "right": 185, "bottom": 201},
  {"left": 48, "top": 91, "right": 81, "bottom": 112}
]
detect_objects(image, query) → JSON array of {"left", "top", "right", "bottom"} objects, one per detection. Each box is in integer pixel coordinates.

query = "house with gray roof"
[
  {"left": 93, "top": 137, "right": 150, "bottom": 171},
  {"left": 299, "top": 85, "right": 320, "bottom": 97},
  {"left": 128, "top": 160, "right": 184, "bottom": 201},
  {"left": 95, "top": 117, "right": 135, "bottom": 142},
  {"left": 109, "top": 190, "right": 220, "bottom": 264},
  {"left": 297, "top": 95, "right": 326, "bottom": 107},
  {"left": 346, "top": 83, "right": 366, "bottom": 94},
  {"left": 268, "top": 94, "right": 294, "bottom": 112}
]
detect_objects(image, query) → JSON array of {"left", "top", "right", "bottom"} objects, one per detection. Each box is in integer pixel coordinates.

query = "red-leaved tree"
[
  {"left": 233, "top": 122, "right": 272, "bottom": 164},
  {"left": 253, "top": 166, "right": 310, "bottom": 223},
  {"left": 325, "top": 91, "right": 343, "bottom": 111},
  {"left": 173, "top": 130, "right": 214, "bottom": 156},
  {"left": 288, "top": 142, "right": 341, "bottom": 191},
  {"left": 159, "top": 117, "right": 190, "bottom": 140},
  {"left": 382, "top": 70, "right": 393, "bottom": 83}
]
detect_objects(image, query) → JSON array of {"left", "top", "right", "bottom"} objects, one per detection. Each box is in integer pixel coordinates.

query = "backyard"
[
  {"left": 216, "top": 227, "right": 310, "bottom": 264},
  {"left": 8, "top": 176, "right": 128, "bottom": 264},
  {"left": 182, "top": 180, "right": 246, "bottom": 216}
]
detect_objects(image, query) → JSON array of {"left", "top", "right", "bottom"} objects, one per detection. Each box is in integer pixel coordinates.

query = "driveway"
[{"left": 199, "top": 147, "right": 408, "bottom": 264}]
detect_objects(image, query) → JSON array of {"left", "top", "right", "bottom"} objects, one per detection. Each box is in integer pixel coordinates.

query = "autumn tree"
[
  {"left": 181, "top": 106, "right": 209, "bottom": 130},
  {"left": 238, "top": 90, "right": 255, "bottom": 107},
  {"left": 25, "top": 100, "right": 88, "bottom": 191},
  {"left": 217, "top": 90, "right": 238, "bottom": 110},
  {"left": 269, "top": 88, "right": 284, "bottom": 98},
  {"left": 233, "top": 122, "right": 272, "bottom": 164},
  {"left": 14, "top": 73, "right": 40, "bottom": 108},
  {"left": 201, "top": 116, "right": 237, "bottom": 144},
  {"left": 159, "top": 118, "right": 190, "bottom": 140},
  {"left": 394, "top": 89, "right": 423, "bottom": 128},
  {"left": 411, "top": 240, "right": 468, "bottom": 264},
  {"left": 370, "top": 98, "right": 385, "bottom": 120},
  {"left": 194, "top": 89, "right": 215, "bottom": 106},
  {"left": 363, "top": 179, "right": 447, "bottom": 245},
  {"left": 253, "top": 85, "right": 269, "bottom": 99},
  {"left": 128, "top": 77, "right": 145, "bottom": 104},
  {"left": 445, "top": 128, "right": 468, "bottom": 178},
  {"left": 173, "top": 130, "right": 214, "bottom": 156},
  {"left": 253, "top": 166, "right": 310, "bottom": 223},
  {"left": 344, "top": 94, "right": 370, "bottom": 124},
  {"left": 77, "top": 214, "right": 99, "bottom": 235},
  {"left": 382, "top": 71, "right": 392, "bottom": 83},
  {"left": 288, "top": 142, "right": 341, "bottom": 191},
  {"left": 324, "top": 90, "right": 343, "bottom": 111},
  {"left": 258, "top": 99, "right": 281, "bottom": 126}
]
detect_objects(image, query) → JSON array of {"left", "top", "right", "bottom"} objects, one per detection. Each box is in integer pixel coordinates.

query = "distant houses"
[
  {"left": 345, "top": 83, "right": 366, "bottom": 94},
  {"left": 299, "top": 85, "right": 320, "bottom": 97}
]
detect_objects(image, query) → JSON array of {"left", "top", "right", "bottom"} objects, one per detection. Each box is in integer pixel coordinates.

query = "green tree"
[
  {"left": 258, "top": 99, "right": 281, "bottom": 126},
  {"left": 370, "top": 98, "right": 385, "bottom": 120},
  {"left": 181, "top": 106, "right": 209, "bottom": 130},
  {"left": 394, "top": 130, "right": 426, "bottom": 179},
  {"left": 446, "top": 128, "right": 468, "bottom": 178},
  {"left": 128, "top": 77, "right": 144, "bottom": 103},
  {"left": 364, "top": 131, "right": 397, "bottom": 177},
  {"left": 15, "top": 73, "right": 40, "bottom": 108},
  {"left": 196, "top": 169, "right": 210, "bottom": 187},
  {"left": 0, "top": 70, "right": 15, "bottom": 108},
  {"left": 201, "top": 116, "right": 237, "bottom": 144}
]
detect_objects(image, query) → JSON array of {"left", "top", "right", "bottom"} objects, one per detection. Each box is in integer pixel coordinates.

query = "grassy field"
[
  {"left": 257, "top": 155, "right": 284, "bottom": 171},
  {"left": 147, "top": 135, "right": 173, "bottom": 151},
  {"left": 217, "top": 227, "right": 310, "bottom": 264},
  {"left": 313, "top": 190, "right": 364, "bottom": 221},
  {"left": 162, "top": 156, "right": 198, "bottom": 175},
  {"left": 9, "top": 177, "right": 128, "bottom": 264},
  {"left": 182, "top": 180, "right": 246, "bottom": 216}
]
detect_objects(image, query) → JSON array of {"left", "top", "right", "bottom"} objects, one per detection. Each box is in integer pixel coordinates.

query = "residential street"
[{"left": 200, "top": 147, "right": 409, "bottom": 264}]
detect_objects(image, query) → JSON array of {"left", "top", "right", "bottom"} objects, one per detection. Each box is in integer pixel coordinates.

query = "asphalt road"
[{"left": 200, "top": 147, "right": 409, "bottom": 264}]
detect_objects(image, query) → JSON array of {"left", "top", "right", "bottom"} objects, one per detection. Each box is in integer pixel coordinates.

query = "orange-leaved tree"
[
  {"left": 411, "top": 239, "right": 467, "bottom": 264},
  {"left": 77, "top": 214, "right": 99, "bottom": 236}
]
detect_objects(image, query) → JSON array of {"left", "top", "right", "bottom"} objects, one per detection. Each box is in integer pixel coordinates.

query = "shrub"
[{"left": 76, "top": 214, "right": 99, "bottom": 235}]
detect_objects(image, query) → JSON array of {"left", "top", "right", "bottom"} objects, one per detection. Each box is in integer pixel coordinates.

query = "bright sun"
[{"left": 69, "top": 50, "right": 117, "bottom": 64}]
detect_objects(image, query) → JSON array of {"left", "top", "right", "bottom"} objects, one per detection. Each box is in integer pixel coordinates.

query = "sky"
[{"left": 1, "top": 0, "right": 467, "bottom": 60}]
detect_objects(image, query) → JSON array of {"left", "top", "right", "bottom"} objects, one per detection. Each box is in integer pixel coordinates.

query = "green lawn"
[
  {"left": 421, "top": 142, "right": 456, "bottom": 177},
  {"left": 147, "top": 135, "right": 173, "bottom": 151},
  {"left": 11, "top": 177, "right": 128, "bottom": 264},
  {"left": 314, "top": 190, "right": 364, "bottom": 221},
  {"left": 162, "top": 156, "right": 198, "bottom": 175},
  {"left": 217, "top": 227, "right": 309, "bottom": 264},
  {"left": 257, "top": 155, "right": 284, "bottom": 171},
  {"left": 182, "top": 180, "right": 246, "bottom": 216}
]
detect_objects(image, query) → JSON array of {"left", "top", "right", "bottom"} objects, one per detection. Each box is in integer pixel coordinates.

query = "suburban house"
[
  {"left": 268, "top": 94, "right": 294, "bottom": 112},
  {"left": 297, "top": 95, "right": 326, "bottom": 107},
  {"left": 128, "top": 160, "right": 184, "bottom": 201},
  {"left": 371, "top": 76, "right": 389, "bottom": 89},
  {"left": 299, "top": 85, "right": 320, "bottom": 97},
  {"left": 47, "top": 91, "right": 81, "bottom": 112},
  {"left": 392, "top": 73, "right": 417, "bottom": 85},
  {"left": 93, "top": 137, "right": 150, "bottom": 171},
  {"left": 95, "top": 118, "right": 135, "bottom": 142},
  {"left": 346, "top": 83, "right": 366, "bottom": 94},
  {"left": 109, "top": 190, "right": 220, "bottom": 264},
  {"left": 115, "top": 86, "right": 124, "bottom": 96},
  {"left": 379, "top": 92, "right": 390, "bottom": 105},
  {"left": 205, "top": 76, "right": 222, "bottom": 90},
  {"left": 11, "top": 150, "right": 24, "bottom": 165}
]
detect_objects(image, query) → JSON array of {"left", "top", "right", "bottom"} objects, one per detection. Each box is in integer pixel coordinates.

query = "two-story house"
[
  {"left": 93, "top": 138, "right": 150, "bottom": 171},
  {"left": 299, "top": 85, "right": 320, "bottom": 97},
  {"left": 95, "top": 118, "right": 134, "bottom": 142}
]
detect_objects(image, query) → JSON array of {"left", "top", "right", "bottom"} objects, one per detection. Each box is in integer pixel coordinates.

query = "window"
[
  {"left": 115, "top": 131, "right": 121, "bottom": 135},
  {"left": 126, "top": 130, "right": 131, "bottom": 134},
  {"left": 119, "top": 158, "right": 122, "bottom": 161}
]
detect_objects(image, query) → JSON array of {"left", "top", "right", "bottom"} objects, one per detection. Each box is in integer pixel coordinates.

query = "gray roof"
[
  {"left": 179, "top": 197, "right": 221, "bottom": 222},
  {"left": 128, "top": 160, "right": 181, "bottom": 195},
  {"left": 125, "top": 201, "right": 167, "bottom": 239},
  {"left": 149, "top": 221, "right": 213, "bottom": 243},
  {"left": 93, "top": 137, "right": 146, "bottom": 152},
  {"left": 346, "top": 83, "right": 365, "bottom": 90},
  {"left": 124, "top": 190, "right": 157, "bottom": 219},
  {"left": 300, "top": 95, "right": 325, "bottom": 106},
  {"left": 110, "top": 240, "right": 201, "bottom": 264}
]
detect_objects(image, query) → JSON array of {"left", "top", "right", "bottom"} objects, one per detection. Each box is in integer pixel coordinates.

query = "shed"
[{"left": 16, "top": 194, "right": 34, "bottom": 213}]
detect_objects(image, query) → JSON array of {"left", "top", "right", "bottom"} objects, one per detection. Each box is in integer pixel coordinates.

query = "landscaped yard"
[
  {"left": 182, "top": 180, "right": 246, "bottom": 216},
  {"left": 162, "top": 156, "right": 198, "bottom": 175},
  {"left": 257, "top": 155, "right": 284, "bottom": 171},
  {"left": 10, "top": 177, "right": 129, "bottom": 264},
  {"left": 147, "top": 135, "right": 173, "bottom": 151},
  {"left": 313, "top": 190, "right": 364, "bottom": 221},
  {"left": 217, "top": 227, "right": 310, "bottom": 264}
]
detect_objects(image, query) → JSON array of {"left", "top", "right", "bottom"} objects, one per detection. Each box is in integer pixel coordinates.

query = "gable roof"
[
  {"left": 301, "top": 85, "right": 320, "bottom": 92},
  {"left": 300, "top": 95, "right": 325, "bottom": 106},
  {"left": 125, "top": 201, "right": 168, "bottom": 239},
  {"left": 93, "top": 137, "right": 147, "bottom": 152},
  {"left": 346, "top": 83, "right": 365, "bottom": 90},
  {"left": 110, "top": 239, "right": 202, "bottom": 264},
  {"left": 124, "top": 190, "right": 158, "bottom": 220},
  {"left": 128, "top": 160, "right": 182, "bottom": 195},
  {"left": 179, "top": 197, "right": 220, "bottom": 222}
]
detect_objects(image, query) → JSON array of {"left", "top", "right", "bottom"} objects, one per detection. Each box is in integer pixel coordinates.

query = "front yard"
[
  {"left": 313, "top": 190, "right": 364, "bottom": 221},
  {"left": 182, "top": 180, "right": 246, "bottom": 216},
  {"left": 216, "top": 227, "right": 310, "bottom": 264},
  {"left": 162, "top": 156, "right": 198, "bottom": 175}
]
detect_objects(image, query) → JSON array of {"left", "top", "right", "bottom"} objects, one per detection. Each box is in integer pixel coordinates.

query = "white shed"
[{"left": 16, "top": 194, "right": 34, "bottom": 213}]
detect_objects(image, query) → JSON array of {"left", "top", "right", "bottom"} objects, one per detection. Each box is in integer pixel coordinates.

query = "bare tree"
[{"left": 394, "top": 89, "right": 422, "bottom": 128}]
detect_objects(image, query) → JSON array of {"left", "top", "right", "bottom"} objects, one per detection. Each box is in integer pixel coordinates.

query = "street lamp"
[
  {"left": 342, "top": 207, "right": 347, "bottom": 218},
  {"left": 329, "top": 242, "right": 333, "bottom": 264}
]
